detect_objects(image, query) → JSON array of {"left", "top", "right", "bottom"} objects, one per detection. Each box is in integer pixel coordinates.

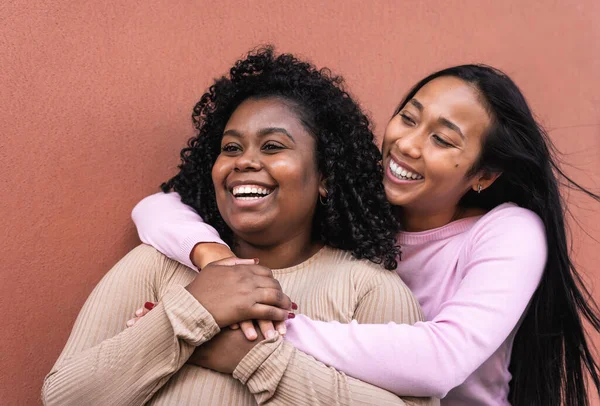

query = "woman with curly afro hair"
[
  {"left": 43, "top": 47, "right": 435, "bottom": 405},
  {"left": 162, "top": 46, "right": 400, "bottom": 270}
]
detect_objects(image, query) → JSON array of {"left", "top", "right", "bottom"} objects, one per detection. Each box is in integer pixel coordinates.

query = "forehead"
[
  {"left": 225, "top": 97, "right": 308, "bottom": 134},
  {"left": 412, "top": 76, "right": 491, "bottom": 136}
]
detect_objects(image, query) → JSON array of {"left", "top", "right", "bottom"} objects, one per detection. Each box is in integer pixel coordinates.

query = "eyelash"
[
  {"left": 221, "top": 144, "right": 241, "bottom": 152},
  {"left": 220, "top": 142, "right": 285, "bottom": 153},
  {"left": 399, "top": 113, "right": 415, "bottom": 125},
  {"left": 432, "top": 135, "right": 454, "bottom": 148},
  {"left": 399, "top": 112, "right": 455, "bottom": 149},
  {"left": 262, "top": 142, "right": 284, "bottom": 151}
]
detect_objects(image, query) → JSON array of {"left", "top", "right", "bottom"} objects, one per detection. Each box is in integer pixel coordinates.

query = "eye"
[
  {"left": 262, "top": 142, "right": 285, "bottom": 152},
  {"left": 432, "top": 135, "right": 454, "bottom": 148},
  {"left": 399, "top": 112, "right": 416, "bottom": 126},
  {"left": 221, "top": 143, "right": 241, "bottom": 153}
]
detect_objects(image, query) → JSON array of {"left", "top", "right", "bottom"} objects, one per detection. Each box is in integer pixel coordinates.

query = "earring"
[
  {"left": 319, "top": 190, "right": 329, "bottom": 205},
  {"left": 477, "top": 184, "right": 482, "bottom": 194}
]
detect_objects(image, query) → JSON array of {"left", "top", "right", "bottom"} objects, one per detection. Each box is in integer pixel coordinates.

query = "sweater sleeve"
[
  {"left": 232, "top": 268, "right": 438, "bottom": 405},
  {"left": 131, "top": 192, "right": 228, "bottom": 270},
  {"left": 41, "top": 245, "right": 221, "bottom": 406},
  {"left": 283, "top": 209, "right": 547, "bottom": 398}
]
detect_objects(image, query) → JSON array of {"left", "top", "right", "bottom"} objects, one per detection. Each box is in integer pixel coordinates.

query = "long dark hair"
[
  {"left": 163, "top": 47, "right": 400, "bottom": 269},
  {"left": 394, "top": 65, "right": 600, "bottom": 405}
]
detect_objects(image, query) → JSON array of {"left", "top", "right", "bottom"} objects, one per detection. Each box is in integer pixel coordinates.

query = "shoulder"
[
  {"left": 463, "top": 204, "right": 547, "bottom": 278},
  {"left": 469, "top": 203, "right": 546, "bottom": 247},
  {"left": 476, "top": 202, "right": 544, "bottom": 229},
  {"left": 118, "top": 244, "right": 195, "bottom": 279}
]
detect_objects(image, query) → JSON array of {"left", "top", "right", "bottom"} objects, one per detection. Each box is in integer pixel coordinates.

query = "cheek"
[
  {"left": 271, "top": 160, "right": 319, "bottom": 190},
  {"left": 382, "top": 120, "right": 400, "bottom": 153},
  {"left": 211, "top": 156, "right": 230, "bottom": 188}
]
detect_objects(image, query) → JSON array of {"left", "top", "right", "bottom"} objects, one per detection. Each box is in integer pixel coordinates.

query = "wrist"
[{"left": 191, "top": 242, "right": 235, "bottom": 269}]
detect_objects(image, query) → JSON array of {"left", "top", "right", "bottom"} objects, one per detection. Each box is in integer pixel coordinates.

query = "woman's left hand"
[{"left": 188, "top": 327, "right": 264, "bottom": 374}]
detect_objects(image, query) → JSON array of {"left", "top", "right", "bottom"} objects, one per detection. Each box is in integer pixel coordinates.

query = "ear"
[
  {"left": 319, "top": 176, "right": 328, "bottom": 198},
  {"left": 471, "top": 171, "right": 502, "bottom": 193}
]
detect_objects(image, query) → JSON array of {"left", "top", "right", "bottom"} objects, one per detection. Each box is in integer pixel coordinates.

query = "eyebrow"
[
  {"left": 438, "top": 117, "right": 465, "bottom": 140},
  {"left": 409, "top": 98, "right": 465, "bottom": 139},
  {"left": 222, "top": 127, "right": 295, "bottom": 142}
]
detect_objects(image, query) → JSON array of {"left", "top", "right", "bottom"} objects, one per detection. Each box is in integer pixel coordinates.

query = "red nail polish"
[
  {"left": 144, "top": 302, "right": 155, "bottom": 311},
  {"left": 288, "top": 313, "right": 296, "bottom": 319},
  {"left": 291, "top": 302, "right": 298, "bottom": 310}
]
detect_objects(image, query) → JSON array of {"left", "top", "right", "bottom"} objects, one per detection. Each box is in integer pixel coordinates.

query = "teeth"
[
  {"left": 389, "top": 161, "right": 423, "bottom": 181},
  {"left": 232, "top": 185, "right": 273, "bottom": 197}
]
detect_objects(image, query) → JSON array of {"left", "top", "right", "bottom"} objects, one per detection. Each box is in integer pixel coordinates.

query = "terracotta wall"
[{"left": 2, "top": 1, "right": 599, "bottom": 404}]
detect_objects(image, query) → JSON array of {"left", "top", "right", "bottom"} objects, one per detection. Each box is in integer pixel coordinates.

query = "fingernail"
[
  {"left": 253, "top": 258, "right": 259, "bottom": 264},
  {"left": 126, "top": 319, "right": 134, "bottom": 327},
  {"left": 144, "top": 302, "right": 155, "bottom": 311},
  {"left": 135, "top": 308, "right": 143, "bottom": 316},
  {"left": 291, "top": 302, "right": 298, "bottom": 310},
  {"left": 288, "top": 313, "right": 295, "bottom": 319},
  {"left": 266, "top": 330, "right": 276, "bottom": 339},
  {"left": 278, "top": 326, "right": 287, "bottom": 335}
]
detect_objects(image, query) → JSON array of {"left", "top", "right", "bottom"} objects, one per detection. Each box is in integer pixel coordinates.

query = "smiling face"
[
  {"left": 212, "top": 97, "right": 323, "bottom": 247},
  {"left": 382, "top": 76, "right": 493, "bottom": 227}
]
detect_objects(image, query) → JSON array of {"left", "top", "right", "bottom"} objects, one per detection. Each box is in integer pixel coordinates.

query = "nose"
[
  {"left": 234, "top": 148, "right": 262, "bottom": 172},
  {"left": 395, "top": 129, "right": 422, "bottom": 160}
]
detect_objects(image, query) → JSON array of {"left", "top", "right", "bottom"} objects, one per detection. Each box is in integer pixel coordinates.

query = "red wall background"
[{"left": 2, "top": 1, "right": 599, "bottom": 404}]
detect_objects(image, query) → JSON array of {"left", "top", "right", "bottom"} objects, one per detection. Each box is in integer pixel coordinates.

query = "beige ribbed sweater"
[{"left": 42, "top": 244, "right": 436, "bottom": 406}]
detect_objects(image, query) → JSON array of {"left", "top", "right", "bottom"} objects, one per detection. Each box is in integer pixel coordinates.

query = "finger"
[
  {"left": 247, "top": 264, "right": 274, "bottom": 278},
  {"left": 253, "top": 275, "right": 284, "bottom": 292},
  {"left": 258, "top": 319, "right": 277, "bottom": 340},
  {"left": 240, "top": 320, "right": 258, "bottom": 341},
  {"left": 214, "top": 257, "right": 257, "bottom": 267},
  {"left": 249, "top": 303, "right": 291, "bottom": 322},
  {"left": 135, "top": 307, "right": 150, "bottom": 317},
  {"left": 126, "top": 317, "right": 141, "bottom": 327},
  {"left": 274, "top": 320, "right": 287, "bottom": 336},
  {"left": 255, "top": 287, "right": 292, "bottom": 310},
  {"left": 230, "top": 323, "right": 240, "bottom": 330}
]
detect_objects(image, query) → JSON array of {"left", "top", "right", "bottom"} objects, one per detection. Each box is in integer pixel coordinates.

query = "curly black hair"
[{"left": 162, "top": 46, "right": 400, "bottom": 270}]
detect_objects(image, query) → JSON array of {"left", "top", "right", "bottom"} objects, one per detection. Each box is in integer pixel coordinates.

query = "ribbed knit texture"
[{"left": 42, "top": 244, "right": 436, "bottom": 406}]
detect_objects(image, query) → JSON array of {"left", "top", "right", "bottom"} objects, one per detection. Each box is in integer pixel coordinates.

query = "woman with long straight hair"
[{"left": 131, "top": 63, "right": 600, "bottom": 405}]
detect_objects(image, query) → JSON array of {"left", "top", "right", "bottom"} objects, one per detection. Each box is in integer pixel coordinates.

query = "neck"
[
  {"left": 399, "top": 205, "right": 486, "bottom": 232},
  {"left": 233, "top": 230, "right": 323, "bottom": 269}
]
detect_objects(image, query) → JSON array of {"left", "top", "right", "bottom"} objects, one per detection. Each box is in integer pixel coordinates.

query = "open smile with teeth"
[
  {"left": 389, "top": 160, "right": 424, "bottom": 181},
  {"left": 231, "top": 185, "right": 274, "bottom": 200}
]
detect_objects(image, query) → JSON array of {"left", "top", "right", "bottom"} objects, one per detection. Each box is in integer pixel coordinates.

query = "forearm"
[
  {"left": 192, "top": 242, "right": 235, "bottom": 269},
  {"left": 132, "top": 192, "right": 229, "bottom": 269},
  {"left": 234, "top": 335, "right": 435, "bottom": 406},
  {"left": 42, "top": 286, "right": 219, "bottom": 405}
]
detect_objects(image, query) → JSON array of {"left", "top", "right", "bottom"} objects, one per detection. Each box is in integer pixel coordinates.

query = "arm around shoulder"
[{"left": 131, "top": 192, "right": 229, "bottom": 269}]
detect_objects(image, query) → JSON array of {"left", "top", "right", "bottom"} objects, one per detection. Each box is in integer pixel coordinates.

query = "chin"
[
  {"left": 384, "top": 186, "right": 404, "bottom": 206},
  {"left": 227, "top": 218, "right": 272, "bottom": 236}
]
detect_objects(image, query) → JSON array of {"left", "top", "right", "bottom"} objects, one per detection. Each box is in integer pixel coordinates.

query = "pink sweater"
[{"left": 132, "top": 192, "right": 547, "bottom": 405}]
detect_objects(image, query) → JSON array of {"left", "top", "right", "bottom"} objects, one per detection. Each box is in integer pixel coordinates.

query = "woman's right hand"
[{"left": 186, "top": 257, "right": 293, "bottom": 328}]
